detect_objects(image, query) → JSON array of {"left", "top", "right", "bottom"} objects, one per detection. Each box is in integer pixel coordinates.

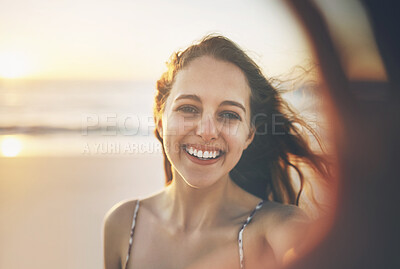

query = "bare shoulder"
[
  {"left": 103, "top": 199, "right": 138, "bottom": 269},
  {"left": 260, "top": 201, "right": 310, "bottom": 226},
  {"left": 104, "top": 199, "right": 139, "bottom": 228},
  {"left": 258, "top": 201, "right": 311, "bottom": 265}
]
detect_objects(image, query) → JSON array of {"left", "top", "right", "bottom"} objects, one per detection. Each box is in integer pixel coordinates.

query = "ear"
[{"left": 243, "top": 127, "right": 255, "bottom": 150}]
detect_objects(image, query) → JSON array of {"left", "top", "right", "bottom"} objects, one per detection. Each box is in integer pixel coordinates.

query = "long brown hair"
[{"left": 154, "top": 34, "right": 330, "bottom": 205}]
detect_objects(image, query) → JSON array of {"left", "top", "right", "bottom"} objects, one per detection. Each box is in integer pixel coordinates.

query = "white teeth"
[{"left": 185, "top": 146, "right": 222, "bottom": 159}]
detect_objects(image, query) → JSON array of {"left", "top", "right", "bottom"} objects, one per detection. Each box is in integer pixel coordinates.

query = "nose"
[{"left": 195, "top": 113, "right": 218, "bottom": 142}]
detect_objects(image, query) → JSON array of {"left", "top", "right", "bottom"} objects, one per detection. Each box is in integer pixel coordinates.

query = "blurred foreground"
[{"left": 0, "top": 155, "right": 164, "bottom": 269}]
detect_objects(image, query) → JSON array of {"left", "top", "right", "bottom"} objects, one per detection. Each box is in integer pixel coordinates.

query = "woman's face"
[{"left": 159, "top": 56, "right": 255, "bottom": 188}]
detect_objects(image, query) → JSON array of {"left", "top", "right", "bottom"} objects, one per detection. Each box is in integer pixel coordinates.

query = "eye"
[
  {"left": 219, "top": 111, "right": 242, "bottom": 121},
  {"left": 177, "top": 105, "right": 199, "bottom": 114}
]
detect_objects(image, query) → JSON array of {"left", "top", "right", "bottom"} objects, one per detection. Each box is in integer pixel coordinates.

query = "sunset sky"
[
  {"left": 0, "top": 0, "right": 386, "bottom": 81},
  {"left": 0, "top": 0, "right": 314, "bottom": 80}
]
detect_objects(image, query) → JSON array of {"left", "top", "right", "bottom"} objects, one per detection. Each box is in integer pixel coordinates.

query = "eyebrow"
[{"left": 174, "top": 94, "right": 246, "bottom": 113}]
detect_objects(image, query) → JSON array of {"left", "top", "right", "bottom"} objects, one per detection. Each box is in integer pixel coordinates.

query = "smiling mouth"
[{"left": 183, "top": 145, "right": 224, "bottom": 160}]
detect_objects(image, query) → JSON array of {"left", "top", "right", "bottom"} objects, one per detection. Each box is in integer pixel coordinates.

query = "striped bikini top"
[{"left": 124, "top": 199, "right": 264, "bottom": 269}]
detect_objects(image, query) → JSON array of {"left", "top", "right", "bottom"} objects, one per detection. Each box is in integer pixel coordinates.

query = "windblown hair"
[{"left": 154, "top": 34, "right": 330, "bottom": 205}]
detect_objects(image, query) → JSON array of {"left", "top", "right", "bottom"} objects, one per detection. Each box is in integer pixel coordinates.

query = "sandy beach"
[{"left": 0, "top": 155, "right": 165, "bottom": 269}]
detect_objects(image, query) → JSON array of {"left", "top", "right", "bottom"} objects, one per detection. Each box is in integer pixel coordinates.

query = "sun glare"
[
  {"left": 1, "top": 136, "right": 22, "bottom": 157},
  {"left": 0, "top": 52, "right": 32, "bottom": 79}
]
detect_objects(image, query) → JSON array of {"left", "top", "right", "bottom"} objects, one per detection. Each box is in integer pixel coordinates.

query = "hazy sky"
[
  {"left": 0, "top": 0, "right": 315, "bottom": 80},
  {"left": 0, "top": 0, "right": 386, "bottom": 81}
]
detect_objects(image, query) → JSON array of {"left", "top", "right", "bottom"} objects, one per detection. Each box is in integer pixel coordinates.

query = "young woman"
[{"left": 104, "top": 35, "right": 330, "bottom": 269}]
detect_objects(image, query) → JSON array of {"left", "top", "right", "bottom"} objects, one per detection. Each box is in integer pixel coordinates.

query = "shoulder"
[
  {"left": 259, "top": 201, "right": 311, "bottom": 265},
  {"left": 103, "top": 199, "right": 139, "bottom": 269},
  {"left": 260, "top": 201, "right": 309, "bottom": 226},
  {"left": 104, "top": 199, "right": 139, "bottom": 226}
]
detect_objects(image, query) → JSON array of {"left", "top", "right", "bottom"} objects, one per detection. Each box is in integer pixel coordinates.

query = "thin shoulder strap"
[
  {"left": 124, "top": 200, "right": 140, "bottom": 269},
  {"left": 238, "top": 200, "right": 264, "bottom": 269}
]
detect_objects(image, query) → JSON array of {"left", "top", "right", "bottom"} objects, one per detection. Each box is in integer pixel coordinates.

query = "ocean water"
[
  {"left": 0, "top": 79, "right": 325, "bottom": 156},
  {"left": 0, "top": 79, "right": 161, "bottom": 156},
  {"left": 0, "top": 79, "right": 156, "bottom": 130}
]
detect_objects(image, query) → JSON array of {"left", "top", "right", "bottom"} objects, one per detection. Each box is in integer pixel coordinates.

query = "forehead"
[{"left": 168, "top": 56, "right": 251, "bottom": 107}]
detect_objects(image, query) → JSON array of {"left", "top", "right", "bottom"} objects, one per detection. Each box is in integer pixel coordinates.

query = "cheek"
[
  {"left": 163, "top": 117, "right": 192, "bottom": 157},
  {"left": 219, "top": 122, "right": 242, "bottom": 139},
  {"left": 220, "top": 123, "right": 250, "bottom": 141},
  {"left": 165, "top": 115, "right": 197, "bottom": 136},
  {"left": 163, "top": 138, "right": 183, "bottom": 169},
  {"left": 220, "top": 124, "right": 251, "bottom": 153}
]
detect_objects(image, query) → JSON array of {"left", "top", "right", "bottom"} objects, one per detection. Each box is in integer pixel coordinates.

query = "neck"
[{"left": 163, "top": 171, "right": 238, "bottom": 232}]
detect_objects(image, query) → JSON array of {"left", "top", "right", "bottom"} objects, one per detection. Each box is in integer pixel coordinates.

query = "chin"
[{"left": 179, "top": 170, "right": 226, "bottom": 189}]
